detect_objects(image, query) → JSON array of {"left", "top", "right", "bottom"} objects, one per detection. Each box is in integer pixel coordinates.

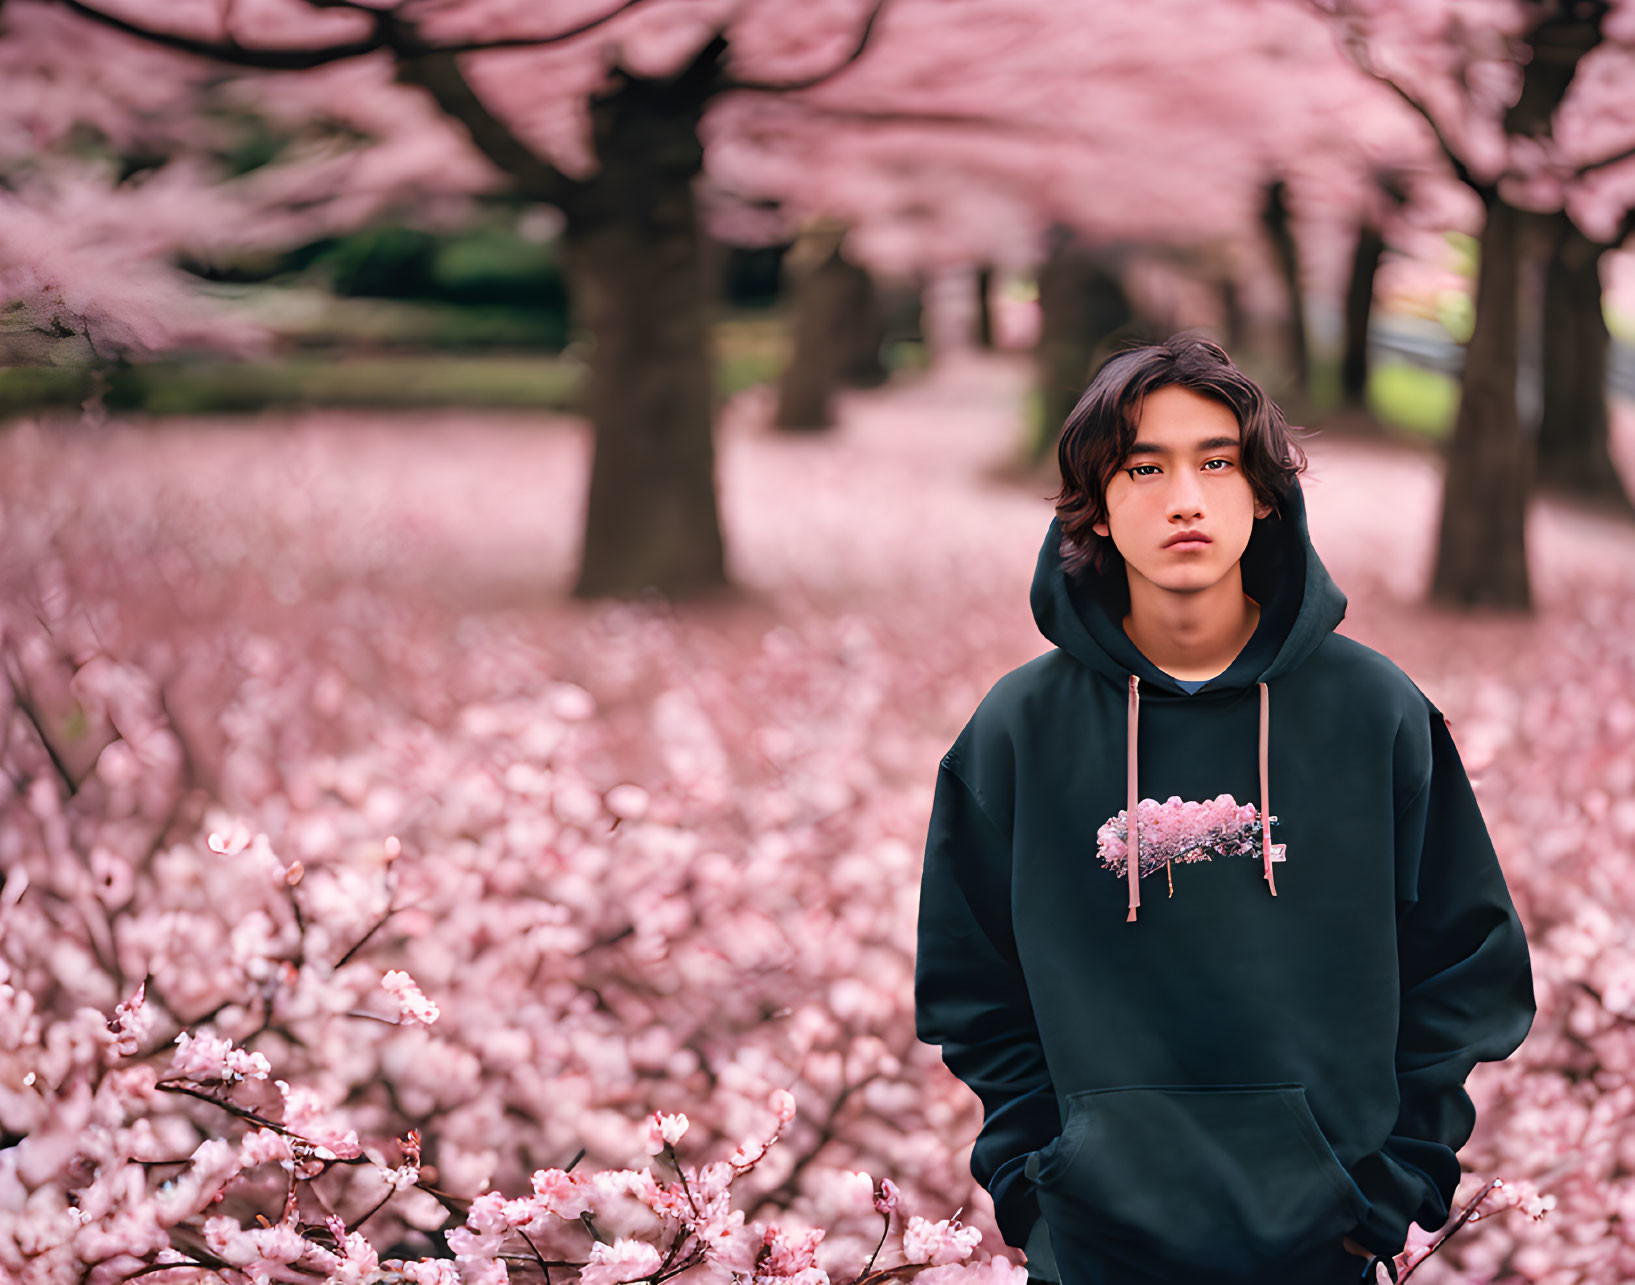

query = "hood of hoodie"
[{"left": 1029, "top": 472, "right": 1347, "bottom": 695}]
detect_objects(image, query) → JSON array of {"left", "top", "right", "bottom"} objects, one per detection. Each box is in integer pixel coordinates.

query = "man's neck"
[{"left": 1120, "top": 568, "right": 1261, "bottom": 683}]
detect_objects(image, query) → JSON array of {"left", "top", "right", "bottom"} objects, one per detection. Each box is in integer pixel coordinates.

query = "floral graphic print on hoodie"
[{"left": 913, "top": 474, "right": 1535, "bottom": 1285}]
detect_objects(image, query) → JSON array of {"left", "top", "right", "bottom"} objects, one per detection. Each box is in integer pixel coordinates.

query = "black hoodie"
[{"left": 913, "top": 476, "right": 1535, "bottom": 1285}]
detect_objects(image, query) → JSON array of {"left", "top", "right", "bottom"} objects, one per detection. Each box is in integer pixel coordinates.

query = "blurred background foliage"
[
  {"left": 2, "top": 0, "right": 1632, "bottom": 611},
  {"left": 0, "top": 209, "right": 1482, "bottom": 433}
]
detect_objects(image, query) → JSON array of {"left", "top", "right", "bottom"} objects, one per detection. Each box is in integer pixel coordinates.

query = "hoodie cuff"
[
  {"left": 1345, "top": 1145, "right": 1427, "bottom": 1260},
  {"left": 1022, "top": 1214, "right": 1061, "bottom": 1283},
  {"left": 1345, "top": 1217, "right": 1402, "bottom": 1262},
  {"left": 992, "top": 1166, "right": 1043, "bottom": 1252}
]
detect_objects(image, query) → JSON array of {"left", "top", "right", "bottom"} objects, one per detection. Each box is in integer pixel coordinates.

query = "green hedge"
[
  {"left": 0, "top": 358, "right": 579, "bottom": 418},
  {"left": 0, "top": 330, "right": 788, "bottom": 420}
]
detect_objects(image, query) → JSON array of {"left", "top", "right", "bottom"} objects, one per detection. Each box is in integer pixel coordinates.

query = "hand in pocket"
[{"left": 1033, "top": 1083, "right": 1373, "bottom": 1280}]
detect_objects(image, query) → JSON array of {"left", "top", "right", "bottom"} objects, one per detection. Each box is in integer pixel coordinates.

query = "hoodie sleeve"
[
  {"left": 914, "top": 752, "right": 1062, "bottom": 1251},
  {"left": 1346, "top": 706, "right": 1536, "bottom": 1260}
]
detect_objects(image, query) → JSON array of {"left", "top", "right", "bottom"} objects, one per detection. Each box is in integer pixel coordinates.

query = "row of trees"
[
  {"left": 2, "top": 0, "right": 1633, "bottom": 609},
  {"left": 1314, "top": 0, "right": 1635, "bottom": 606}
]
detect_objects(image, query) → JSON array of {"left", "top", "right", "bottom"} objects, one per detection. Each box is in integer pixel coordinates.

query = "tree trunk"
[
  {"left": 775, "top": 235, "right": 882, "bottom": 430},
  {"left": 1342, "top": 221, "right": 1384, "bottom": 406},
  {"left": 975, "top": 264, "right": 996, "bottom": 349},
  {"left": 1032, "top": 232, "right": 1135, "bottom": 465},
  {"left": 1431, "top": 198, "right": 1532, "bottom": 609},
  {"left": 1260, "top": 178, "right": 1310, "bottom": 393},
  {"left": 838, "top": 256, "right": 888, "bottom": 389},
  {"left": 1537, "top": 217, "right": 1632, "bottom": 514},
  {"left": 1217, "top": 275, "right": 1246, "bottom": 351},
  {"left": 880, "top": 274, "right": 925, "bottom": 358},
  {"left": 567, "top": 64, "right": 727, "bottom": 600}
]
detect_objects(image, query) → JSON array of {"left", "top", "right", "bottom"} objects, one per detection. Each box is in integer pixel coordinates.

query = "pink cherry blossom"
[
  {"left": 325, "top": 1220, "right": 381, "bottom": 1285},
  {"left": 150, "top": 1138, "right": 241, "bottom": 1226},
  {"left": 762, "top": 1223, "right": 826, "bottom": 1275},
  {"left": 646, "top": 1110, "right": 690, "bottom": 1154},
  {"left": 578, "top": 1236, "right": 663, "bottom": 1285},
  {"left": 239, "top": 1129, "right": 294, "bottom": 1170},
  {"left": 606, "top": 784, "right": 651, "bottom": 820},
  {"left": 902, "top": 1215, "right": 984, "bottom": 1267},
  {"left": 382, "top": 970, "right": 441, "bottom": 1026},
  {"left": 1097, "top": 793, "right": 1275, "bottom": 878},
  {"left": 207, "top": 821, "right": 254, "bottom": 857},
  {"left": 167, "top": 1031, "right": 272, "bottom": 1084},
  {"left": 204, "top": 1213, "right": 333, "bottom": 1281},
  {"left": 105, "top": 981, "right": 150, "bottom": 1060},
  {"left": 387, "top": 1259, "right": 462, "bottom": 1285},
  {"left": 456, "top": 1257, "right": 511, "bottom": 1285},
  {"left": 272, "top": 1081, "right": 363, "bottom": 1160},
  {"left": 532, "top": 1168, "right": 594, "bottom": 1220},
  {"left": 770, "top": 1088, "right": 797, "bottom": 1125},
  {"left": 702, "top": 1213, "right": 763, "bottom": 1275}
]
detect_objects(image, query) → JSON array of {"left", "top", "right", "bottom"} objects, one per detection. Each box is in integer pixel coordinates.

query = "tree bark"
[
  {"left": 1217, "top": 275, "right": 1246, "bottom": 351},
  {"left": 775, "top": 233, "right": 884, "bottom": 430},
  {"left": 880, "top": 274, "right": 925, "bottom": 355},
  {"left": 1032, "top": 232, "right": 1135, "bottom": 465},
  {"left": 1431, "top": 198, "right": 1532, "bottom": 609},
  {"left": 1536, "top": 216, "right": 1633, "bottom": 514},
  {"left": 396, "top": 40, "right": 731, "bottom": 601},
  {"left": 838, "top": 256, "right": 888, "bottom": 389},
  {"left": 1260, "top": 178, "right": 1310, "bottom": 393},
  {"left": 975, "top": 264, "right": 996, "bottom": 349},
  {"left": 1342, "top": 221, "right": 1384, "bottom": 406},
  {"left": 567, "top": 57, "right": 728, "bottom": 599}
]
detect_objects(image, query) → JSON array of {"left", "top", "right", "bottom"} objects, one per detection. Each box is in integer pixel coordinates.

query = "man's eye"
[
  {"left": 1128, "top": 464, "right": 1160, "bottom": 477},
  {"left": 1203, "top": 459, "right": 1235, "bottom": 471}
]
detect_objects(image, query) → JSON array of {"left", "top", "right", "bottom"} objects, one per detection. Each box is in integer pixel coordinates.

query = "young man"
[{"left": 913, "top": 335, "right": 1535, "bottom": 1285}]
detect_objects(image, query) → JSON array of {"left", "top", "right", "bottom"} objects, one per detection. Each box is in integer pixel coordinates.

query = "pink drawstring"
[
  {"left": 1124, "top": 674, "right": 1278, "bottom": 921},
  {"left": 1259, "top": 680, "right": 1277, "bottom": 897},
  {"left": 1126, "top": 675, "right": 1141, "bottom": 922}
]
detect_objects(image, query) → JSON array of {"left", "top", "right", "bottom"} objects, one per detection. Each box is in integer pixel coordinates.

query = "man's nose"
[{"left": 1167, "top": 471, "right": 1204, "bottom": 518}]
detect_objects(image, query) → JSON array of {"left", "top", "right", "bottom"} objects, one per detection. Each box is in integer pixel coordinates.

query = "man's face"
[{"left": 1091, "top": 385, "right": 1272, "bottom": 596}]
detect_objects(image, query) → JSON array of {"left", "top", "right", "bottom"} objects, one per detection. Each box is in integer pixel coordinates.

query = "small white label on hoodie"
[{"left": 1270, "top": 844, "right": 1286, "bottom": 862}]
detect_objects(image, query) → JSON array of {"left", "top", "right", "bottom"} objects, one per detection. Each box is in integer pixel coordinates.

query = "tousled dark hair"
[{"left": 1048, "top": 332, "right": 1309, "bottom": 577}]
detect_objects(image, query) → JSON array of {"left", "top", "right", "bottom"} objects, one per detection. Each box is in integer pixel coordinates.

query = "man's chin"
[{"left": 1132, "top": 566, "right": 1230, "bottom": 594}]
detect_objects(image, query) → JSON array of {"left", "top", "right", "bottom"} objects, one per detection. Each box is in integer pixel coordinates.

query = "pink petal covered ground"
[{"left": 1, "top": 354, "right": 1632, "bottom": 1284}]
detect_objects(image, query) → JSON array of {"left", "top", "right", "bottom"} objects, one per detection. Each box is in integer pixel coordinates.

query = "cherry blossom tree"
[
  {"left": 7, "top": 0, "right": 900, "bottom": 602},
  {"left": 1310, "top": 0, "right": 1635, "bottom": 609},
  {"left": 705, "top": 0, "right": 1445, "bottom": 450},
  {"left": 1537, "top": 209, "right": 1635, "bottom": 516},
  {"left": 11, "top": 0, "right": 1531, "bottom": 603},
  {"left": 772, "top": 218, "right": 890, "bottom": 433},
  {"left": 0, "top": 2, "right": 379, "bottom": 371}
]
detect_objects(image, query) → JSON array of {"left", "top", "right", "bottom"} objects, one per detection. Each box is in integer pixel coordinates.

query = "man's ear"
[
  {"left": 1092, "top": 519, "right": 1110, "bottom": 538},
  {"left": 1253, "top": 500, "right": 1275, "bottom": 521}
]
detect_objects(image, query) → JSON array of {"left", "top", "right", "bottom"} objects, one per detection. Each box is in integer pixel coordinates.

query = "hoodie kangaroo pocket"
[{"left": 1033, "top": 1084, "right": 1370, "bottom": 1280}]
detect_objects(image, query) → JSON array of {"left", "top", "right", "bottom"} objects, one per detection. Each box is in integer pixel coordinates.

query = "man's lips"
[{"left": 1163, "top": 533, "right": 1212, "bottom": 549}]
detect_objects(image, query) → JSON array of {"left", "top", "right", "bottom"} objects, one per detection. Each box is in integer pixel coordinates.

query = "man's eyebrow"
[{"left": 1125, "top": 436, "right": 1242, "bottom": 457}]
